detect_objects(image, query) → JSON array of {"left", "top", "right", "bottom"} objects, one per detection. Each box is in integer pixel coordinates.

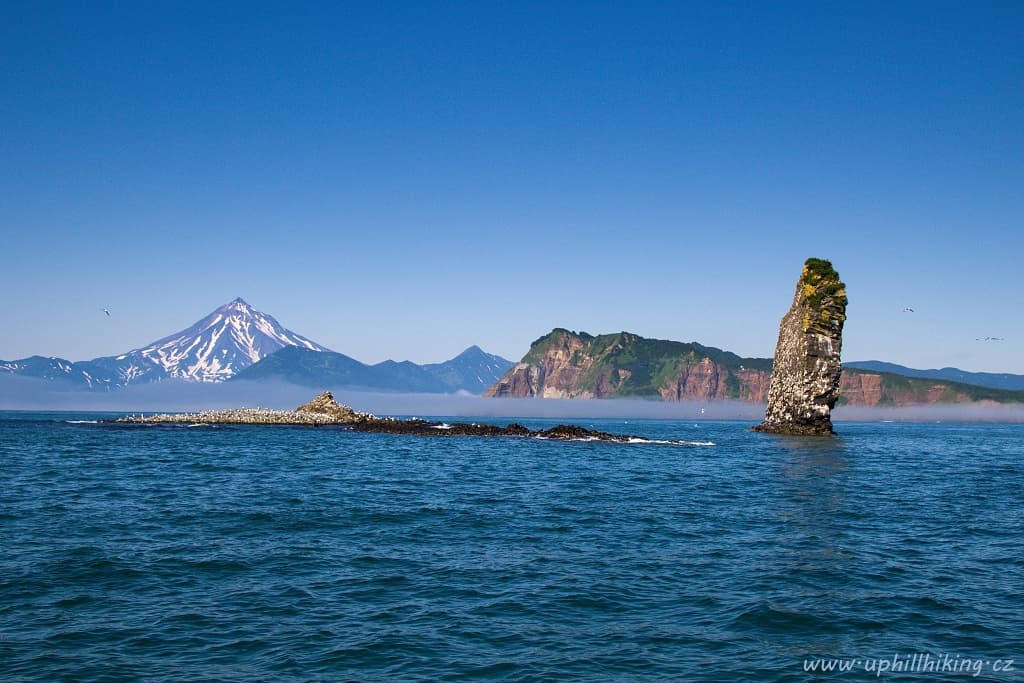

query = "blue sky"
[{"left": 2, "top": 2, "right": 1022, "bottom": 372}]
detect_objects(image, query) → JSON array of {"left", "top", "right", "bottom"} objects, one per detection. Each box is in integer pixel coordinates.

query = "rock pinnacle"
[{"left": 753, "top": 258, "right": 848, "bottom": 436}]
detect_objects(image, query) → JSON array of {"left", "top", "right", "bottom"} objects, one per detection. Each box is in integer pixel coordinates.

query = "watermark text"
[{"left": 803, "top": 653, "right": 1015, "bottom": 677}]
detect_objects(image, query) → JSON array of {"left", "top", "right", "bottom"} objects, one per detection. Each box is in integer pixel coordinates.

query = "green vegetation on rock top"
[
  {"left": 803, "top": 257, "right": 840, "bottom": 280},
  {"left": 800, "top": 257, "right": 848, "bottom": 332}
]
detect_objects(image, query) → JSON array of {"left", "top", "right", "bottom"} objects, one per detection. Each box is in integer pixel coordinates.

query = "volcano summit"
[
  {"left": 111, "top": 297, "right": 331, "bottom": 383},
  {"left": 0, "top": 298, "right": 330, "bottom": 389}
]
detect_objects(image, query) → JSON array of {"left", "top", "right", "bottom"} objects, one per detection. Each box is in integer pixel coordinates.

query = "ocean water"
[{"left": 1, "top": 413, "right": 1021, "bottom": 682}]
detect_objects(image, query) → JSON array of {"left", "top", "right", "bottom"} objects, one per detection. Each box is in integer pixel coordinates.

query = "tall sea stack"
[{"left": 753, "top": 258, "right": 848, "bottom": 436}]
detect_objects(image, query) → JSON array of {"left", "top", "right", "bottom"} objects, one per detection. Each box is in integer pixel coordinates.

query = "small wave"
[
  {"left": 430, "top": 423, "right": 452, "bottom": 430},
  {"left": 731, "top": 600, "right": 839, "bottom": 633},
  {"left": 533, "top": 435, "right": 601, "bottom": 442},
  {"left": 626, "top": 437, "right": 716, "bottom": 446},
  {"left": 534, "top": 435, "right": 715, "bottom": 446},
  {"left": 65, "top": 420, "right": 99, "bottom": 424}
]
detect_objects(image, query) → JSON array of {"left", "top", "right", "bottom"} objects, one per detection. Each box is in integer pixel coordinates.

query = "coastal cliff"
[
  {"left": 484, "top": 329, "right": 772, "bottom": 401},
  {"left": 482, "top": 328, "right": 1024, "bottom": 410},
  {"left": 838, "top": 371, "right": 1021, "bottom": 406},
  {"left": 483, "top": 326, "right": 1024, "bottom": 408},
  {"left": 753, "top": 258, "right": 847, "bottom": 435}
]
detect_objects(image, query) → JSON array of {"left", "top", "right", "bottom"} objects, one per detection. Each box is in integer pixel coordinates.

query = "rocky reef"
[
  {"left": 117, "top": 391, "right": 375, "bottom": 425},
  {"left": 753, "top": 258, "right": 847, "bottom": 436},
  {"left": 116, "top": 391, "right": 649, "bottom": 443}
]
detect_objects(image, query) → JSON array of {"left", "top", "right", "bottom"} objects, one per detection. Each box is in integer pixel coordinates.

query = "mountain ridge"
[
  {"left": 0, "top": 299, "right": 513, "bottom": 394},
  {"left": 844, "top": 360, "right": 1024, "bottom": 392},
  {"left": 0, "top": 297, "right": 513, "bottom": 394},
  {"left": 231, "top": 345, "right": 514, "bottom": 395}
]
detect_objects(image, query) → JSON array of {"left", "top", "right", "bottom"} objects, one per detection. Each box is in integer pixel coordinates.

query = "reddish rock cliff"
[
  {"left": 838, "top": 373, "right": 883, "bottom": 406},
  {"left": 837, "top": 371, "right": 987, "bottom": 406},
  {"left": 485, "top": 329, "right": 771, "bottom": 401}
]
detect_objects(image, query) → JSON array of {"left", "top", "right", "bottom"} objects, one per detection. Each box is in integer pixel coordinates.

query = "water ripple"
[{"left": 0, "top": 416, "right": 1021, "bottom": 681}]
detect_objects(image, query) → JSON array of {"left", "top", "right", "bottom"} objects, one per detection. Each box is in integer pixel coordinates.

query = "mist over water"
[
  {"left": 2, "top": 376, "right": 1023, "bottom": 422},
  {"left": 832, "top": 403, "right": 1024, "bottom": 423}
]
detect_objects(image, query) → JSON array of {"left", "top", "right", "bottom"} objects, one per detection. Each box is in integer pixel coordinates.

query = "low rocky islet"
[{"left": 116, "top": 391, "right": 646, "bottom": 443}]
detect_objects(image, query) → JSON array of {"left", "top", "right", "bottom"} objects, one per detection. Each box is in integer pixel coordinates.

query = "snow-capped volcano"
[
  {"left": 103, "top": 298, "right": 331, "bottom": 384},
  {"left": 1, "top": 298, "right": 518, "bottom": 393}
]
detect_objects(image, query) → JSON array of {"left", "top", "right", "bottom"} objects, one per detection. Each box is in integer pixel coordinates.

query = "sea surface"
[{"left": 1, "top": 412, "right": 1021, "bottom": 682}]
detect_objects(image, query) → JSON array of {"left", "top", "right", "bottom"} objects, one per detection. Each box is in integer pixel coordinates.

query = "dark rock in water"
[
  {"left": 349, "top": 418, "right": 634, "bottom": 441},
  {"left": 753, "top": 258, "right": 848, "bottom": 436},
  {"left": 537, "top": 424, "right": 621, "bottom": 440}
]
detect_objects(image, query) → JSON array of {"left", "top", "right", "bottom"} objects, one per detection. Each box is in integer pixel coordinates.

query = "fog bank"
[
  {"left": 832, "top": 404, "right": 1024, "bottom": 423},
  {"left": 0, "top": 376, "right": 755, "bottom": 420},
  {"left": 1, "top": 376, "right": 1022, "bottom": 422}
]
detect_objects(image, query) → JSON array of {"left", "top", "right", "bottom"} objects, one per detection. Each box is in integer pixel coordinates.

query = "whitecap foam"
[
  {"left": 65, "top": 420, "right": 99, "bottom": 424},
  {"left": 626, "top": 437, "right": 716, "bottom": 446},
  {"left": 534, "top": 435, "right": 715, "bottom": 446},
  {"left": 533, "top": 436, "right": 603, "bottom": 442}
]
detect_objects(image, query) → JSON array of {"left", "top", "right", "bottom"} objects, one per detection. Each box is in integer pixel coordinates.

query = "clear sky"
[{"left": 2, "top": 2, "right": 1022, "bottom": 372}]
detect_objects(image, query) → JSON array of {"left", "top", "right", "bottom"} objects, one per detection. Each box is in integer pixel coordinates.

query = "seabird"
[
  {"left": 902, "top": 307, "right": 914, "bottom": 313},
  {"left": 102, "top": 308, "right": 110, "bottom": 316}
]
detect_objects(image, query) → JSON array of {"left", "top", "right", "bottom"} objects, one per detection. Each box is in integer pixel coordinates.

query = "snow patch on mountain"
[{"left": 114, "top": 298, "right": 331, "bottom": 384}]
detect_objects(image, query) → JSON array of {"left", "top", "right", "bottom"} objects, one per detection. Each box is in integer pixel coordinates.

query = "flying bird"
[
  {"left": 102, "top": 308, "right": 110, "bottom": 316},
  {"left": 902, "top": 307, "right": 914, "bottom": 313},
  {"left": 976, "top": 336, "right": 1004, "bottom": 341}
]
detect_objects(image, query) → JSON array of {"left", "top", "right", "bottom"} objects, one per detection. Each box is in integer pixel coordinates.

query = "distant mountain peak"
[
  {"left": 453, "top": 344, "right": 511, "bottom": 362},
  {"left": 454, "top": 345, "right": 487, "bottom": 358}
]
